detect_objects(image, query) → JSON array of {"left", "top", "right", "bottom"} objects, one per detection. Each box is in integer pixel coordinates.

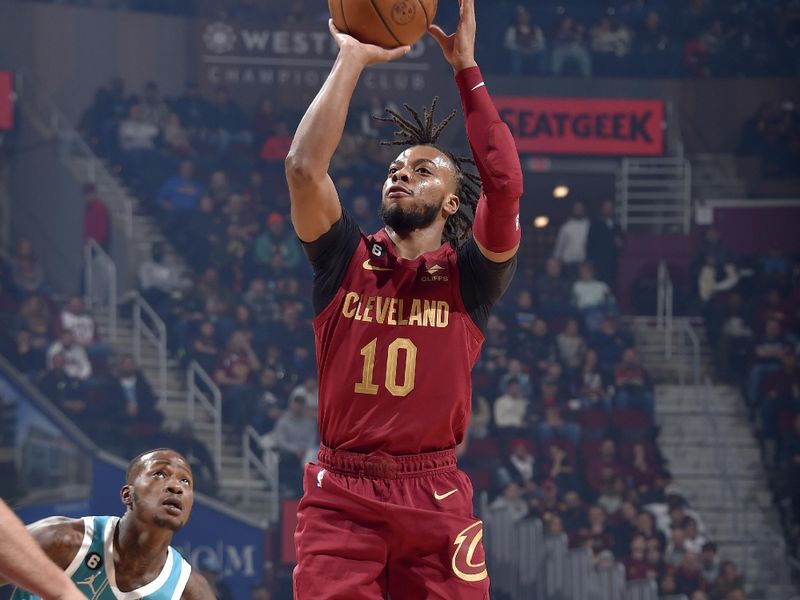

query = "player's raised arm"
[
  {"left": 285, "top": 20, "right": 410, "bottom": 242},
  {"left": 429, "top": 0, "right": 523, "bottom": 263},
  {"left": 0, "top": 505, "right": 84, "bottom": 600}
]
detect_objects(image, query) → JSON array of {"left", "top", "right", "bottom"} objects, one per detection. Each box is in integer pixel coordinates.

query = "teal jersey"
[{"left": 12, "top": 516, "right": 191, "bottom": 600}]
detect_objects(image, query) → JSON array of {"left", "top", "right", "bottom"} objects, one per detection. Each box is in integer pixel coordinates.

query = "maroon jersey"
[{"left": 305, "top": 211, "right": 515, "bottom": 455}]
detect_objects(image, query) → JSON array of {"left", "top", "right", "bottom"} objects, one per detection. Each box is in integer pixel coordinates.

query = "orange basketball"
[{"left": 329, "top": 0, "right": 438, "bottom": 49}]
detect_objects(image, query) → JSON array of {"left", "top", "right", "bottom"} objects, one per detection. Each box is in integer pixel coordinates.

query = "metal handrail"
[
  {"left": 83, "top": 239, "right": 117, "bottom": 341},
  {"left": 657, "top": 260, "right": 674, "bottom": 358},
  {"left": 131, "top": 293, "right": 167, "bottom": 404},
  {"left": 187, "top": 361, "right": 222, "bottom": 479},
  {"left": 242, "top": 426, "right": 279, "bottom": 523},
  {"left": 18, "top": 70, "right": 134, "bottom": 240}
]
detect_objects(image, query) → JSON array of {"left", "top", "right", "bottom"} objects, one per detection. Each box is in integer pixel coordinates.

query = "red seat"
[
  {"left": 463, "top": 468, "right": 491, "bottom": 491},
  {"left": 466, "top": 436, "right": 499, "bottom": 460},
  {"left": 613, "top": 408, "right": 651, "bottom": 437},
  {"left": 576, "top": 408, "right": 610, "bottom": 433},
  {"left": 579, "top": 439, "right": 605, "bottom": 462}
]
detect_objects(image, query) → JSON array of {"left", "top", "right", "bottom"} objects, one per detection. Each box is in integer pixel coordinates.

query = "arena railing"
[
  {"left": 131, "top": 292, "right": 167, "bottom": 405},
  {"left": 242, "top": 425, "right": 279, "bottom": 523},
  {"left": 18, "top": 71, "right": 134, "bottom": 241},
  {"left": 187, "top": 360, "right": 222, "bottom": 479},
  {"left": 618, "top": 157, "right": 692, "bottom": 234},
  {"left": 83, "top": 239, "right": 117, "bottom": 341},
  {"left": 656, "top": 260, "right": 674, "bottom": 359}
]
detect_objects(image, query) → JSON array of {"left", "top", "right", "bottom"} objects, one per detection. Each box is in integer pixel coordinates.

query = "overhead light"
[
  {"left": 553, "top": 185, "right": 570, "bottom": 199},
  {"left": 533, "top": 216, "right": 550, "bottom": 228}
]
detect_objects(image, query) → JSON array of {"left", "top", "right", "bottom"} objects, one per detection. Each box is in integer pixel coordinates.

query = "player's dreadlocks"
[{"left": 374, "top": 97, "right": 481, "bottom": 247}]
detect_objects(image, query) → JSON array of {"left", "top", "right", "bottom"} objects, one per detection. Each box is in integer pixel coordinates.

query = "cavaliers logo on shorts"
[{"left": 451, "top": 521, "right": 488, "bottom": 583}]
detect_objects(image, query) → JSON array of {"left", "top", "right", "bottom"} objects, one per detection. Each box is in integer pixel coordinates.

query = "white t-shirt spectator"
[
  {"left": 493, "top": 393, "right": 528, "bottom": 428},
  {"left": 573, "top": 279, "right": 611, "bottom": 309},
  {"left": 46, "top": 342, "right": 92, "bottom": 380},
  {"left": 553, "top": 218, "right": 590, "bottom": 264},
  {"left": 289, "top": 383, "right": 319, "bottom": 412},
  {"left": 119, "top": 119, "right": 159, "bottom": 151},
  {"left": 60, "top": 310, "right": 95, "bottom": 347},
  {"left": 138, "top": 260, "right": 189, "bottom": 294}
]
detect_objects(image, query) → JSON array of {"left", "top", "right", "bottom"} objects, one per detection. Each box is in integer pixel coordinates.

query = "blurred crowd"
[
  {"left": 689, "top": 226, "right": 800, "bottom": 563},
  {"left": 737, "top": 100, "right": 800, "bottom": 178},
  {"left": 17, "top": 0, "right": 800, "bottom": 78}
]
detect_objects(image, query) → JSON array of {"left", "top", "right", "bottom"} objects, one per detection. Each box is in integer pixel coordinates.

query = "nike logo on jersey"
[
  {"left": 434, "top": 488, "right": 459, "bottom": 501},
  {"left": 362, "top": 259, "right": 392, "bottom": 272}
]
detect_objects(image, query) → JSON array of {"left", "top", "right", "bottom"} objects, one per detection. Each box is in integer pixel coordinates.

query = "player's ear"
[
  {"left": 120, "top": 484, "right": 134, "bottom": 509},
  {"left": 443, "top": 193, "right": 459, "bottom": 217}
]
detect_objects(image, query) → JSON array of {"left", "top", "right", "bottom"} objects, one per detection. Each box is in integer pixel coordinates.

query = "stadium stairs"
[{"left": 629, "top": 317, "right": 798, "bottom": 600}]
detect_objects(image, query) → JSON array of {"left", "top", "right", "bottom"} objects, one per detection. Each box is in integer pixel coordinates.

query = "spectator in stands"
[
  {"left": 534, "top": 258, "right": 573, "bottom": 317},
  {"left": 252, "top": 97, "right": 277, "bottom": 146},
  {"left": 710, "top": 561, "right": 744, "bottom": 600},
  {"left": 691, "top": 226, "right": 735, "bottom": 285},
  {"left": 636, "top": 510, "right": 667, "bottom": 550},
  {"left": 501, "top": 438, "right": 536, "bottom": 492},
  {"left": 577, "top": 504, "right": 612, "bottom": 557},
  {"left": 11, "top": 239, "right": 45, "bottom": 297},
  {"left": 272, "top": 394, "right": 317, "bottom": 496},
  {"left": 259, "top": 121, "right": 293, "bottom": 166},
  {"left": 590, "top": 16, "right": 632, "bottom": 76},
  {"left": 538, "top": 404, "right": 580, "bottom": 445},
  {"left": 174, "top": 81, "right": 210, "bottom": 134},
  {"left": 46, "top": 330, "right": 91, "bottom": 381},
  {"left": 138, "top": 242, "right": 191, "bottom": 316},
  {"left": 468, "top": 394, "right": 492, "bottom": 439},
  {"left": 553, "top": 201, "right": 590, "bottom": 274},
  {"left": 683, "top": 516, "right": 707, "bottom": 554},
  {"left": 80, "top": 77, "right": 130, "bottom": 155},
  {"left": 614, "top": 348, "right": 655, "bottom": 419},
  {"left": 557, "top": 317, "right": 587, "bottom": 373},
  {"left": 783, "top": 413, "right": 800, "bottom": 526},
  {"left": 106, "top": 354, "right": 163, "bottom": 448},
  {"left": 609, "top": 500, "right": 639, "bottom": 559},
  {"left": 493, "top": 378, "right": 530, "bottom": 440},
  {"left": 118, "top": 102, "right": 159, "bottom": 177},
  {"left": 587, "top": 200, "right": 624, "bottom": 288},
  {"left": 623, "top": 534, "right": 652, "bottom": 580},
  {"left": 187, "top": 319, "right": 219, "bottom": 373},
  {"left": 164, "top": 419, "right": 216, "bottom": 495},
  {"left": 590, "top": 316, "right": 632, "bottom": 374},
  {"left": 82, "top": 183, "right": 110, "bottom": 251},
  {"left": 489, "top": 481, "right": 528, "bottom": 521},
  {"left": 633, "top": 10, "right": 675, "bottom": 77},
  {"left": 504, "top": 5, "right": 547, "bottom": 75},
  {"left": 573, "top": 348, "right": 611, "bottom": 410},
  {"left": 697, "top": 253, "right": 740, "bottom": 306},
  {"left": 587, "top": 439, "right": 624, "bottom": 495},
  {"left": 288, "top": 373, "right": 319, "bottom": 417},
  {"left": 561, "top": 489, "right": 588, "bottom": 533},
  {"left": 627, "top": 442, "right": 658, "bottom": 497},
  {"left": 251, "top": 367, "right": 285, "bottom": 434},
  {"left": 542, "top": 438, "right": 579, "bottom": 492},
  {"left": 676, "top": 552, "right": 705, "bottom": 596},
  {"left": 665, "top": 523, "right": 691, "bottom": 568},
  {"left": 206, "top": 86, "right": 252, "bottom": 155},
  {"left": 700, "top": 541, "right": 720, "bottom": 584},
  {"left": 156, "top": 160, "right": 206, "bottom": 214},
  {"left": 163, "top": 112, "right": 193, "bottom": 156},
  {"left": 38, "top": 351, "right": 87, "bottom": 419},
  {"left": 597, "top": 473, "right": 626, "bottom": 515},
  {"left": 6, "top": 329, "right": 45, "bottom": 375},
  {"left": 252, "top": 212, "right": 303, "bottom": 276},
  {"left": 747, "top": 318, "right": 786, "bottom": 408},
  {"left": 551, "top": 14, "right": 592, "bottom": 77},
  {"left": 573, "top": 262, "right": 615, "bottom": 331},
  {"left": 214, "top": 330, "right": 261, "bottom": 429},
  {"left": 140, "top": 81, "right": 169, "bottom": 131},
  {"left": 15, "top": 295, "right": 51, "bottom": 355}
]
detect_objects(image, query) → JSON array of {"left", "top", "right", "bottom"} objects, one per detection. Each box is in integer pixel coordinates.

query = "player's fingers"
[
  {"left": 427, "top": 24, "right": 451, "bottom": 47},
  {"left": 384, "top": 45, "right": 412, "bottom": 61},
  {"left": 328, "top": 18, "right": 343, "bottom": 38}
]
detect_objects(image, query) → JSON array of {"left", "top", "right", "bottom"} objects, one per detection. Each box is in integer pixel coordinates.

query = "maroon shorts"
[{"left": 293, "top": 445, "right": 490, "bottom": 599}]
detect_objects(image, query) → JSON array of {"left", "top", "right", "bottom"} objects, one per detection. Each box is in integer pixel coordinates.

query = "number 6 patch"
[{"left": 85, "top": 552, "right": 103, "bottom": 570}]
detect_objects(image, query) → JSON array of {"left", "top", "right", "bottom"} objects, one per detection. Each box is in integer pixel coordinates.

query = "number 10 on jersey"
[{"left": 355, "top": 337, "right": 418, "bottom": 397}]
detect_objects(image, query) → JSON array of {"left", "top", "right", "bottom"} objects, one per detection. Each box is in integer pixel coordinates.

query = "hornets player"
[{"left": 0, "top": 449, "right": 214, "bottom": 599}]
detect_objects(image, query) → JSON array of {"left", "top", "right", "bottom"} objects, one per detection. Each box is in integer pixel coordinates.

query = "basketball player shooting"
[
  {"left": 0, "top": 449, "right": 215, "bottom": 599},
  {"left": 285, "top": 0, "right": 523, "bottom": 597}
]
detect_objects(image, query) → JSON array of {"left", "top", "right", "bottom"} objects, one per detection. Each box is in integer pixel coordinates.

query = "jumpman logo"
[{"left": 77, "top": 571, "right": 110, "bottom": 599}]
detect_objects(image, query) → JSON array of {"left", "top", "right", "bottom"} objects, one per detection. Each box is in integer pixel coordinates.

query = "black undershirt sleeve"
[
  {"left": 457, "top": 238, "right": 517, "bottom": 333},
  {"left": 301, "top": 210, "right": 362, "bottom": 315}
]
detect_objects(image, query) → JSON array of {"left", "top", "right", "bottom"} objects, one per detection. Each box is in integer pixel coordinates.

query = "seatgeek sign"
[{"left": 495, "top": 96, "right": 665, "bottom": 156}]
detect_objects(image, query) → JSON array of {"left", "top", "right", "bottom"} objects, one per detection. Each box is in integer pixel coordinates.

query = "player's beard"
[
  {"left": 152, "top": 514, "right": 185, "bottom": 532},
  {"left": 379, "top": 198, "right": 441, "bottom": 235}
]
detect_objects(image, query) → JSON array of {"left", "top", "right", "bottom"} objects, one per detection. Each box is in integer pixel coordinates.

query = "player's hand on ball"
[
  {"left": 328, "top": 19, "right": 410, "bottom": 66},
  {"left": 428, "top": 0, "right": 478, "bottom": 72}
]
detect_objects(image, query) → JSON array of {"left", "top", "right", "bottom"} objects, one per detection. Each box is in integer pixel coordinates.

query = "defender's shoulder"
[
  {"left": 181, "top": 571, "right": 216, "bottom": 600},
  {"left": 27, "top": 516, "right": 86, "bottom": 569}
]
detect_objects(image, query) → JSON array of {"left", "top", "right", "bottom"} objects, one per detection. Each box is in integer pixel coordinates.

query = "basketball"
[{"left": 329, "top": 0, "right": 438, "bottom": 49}]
